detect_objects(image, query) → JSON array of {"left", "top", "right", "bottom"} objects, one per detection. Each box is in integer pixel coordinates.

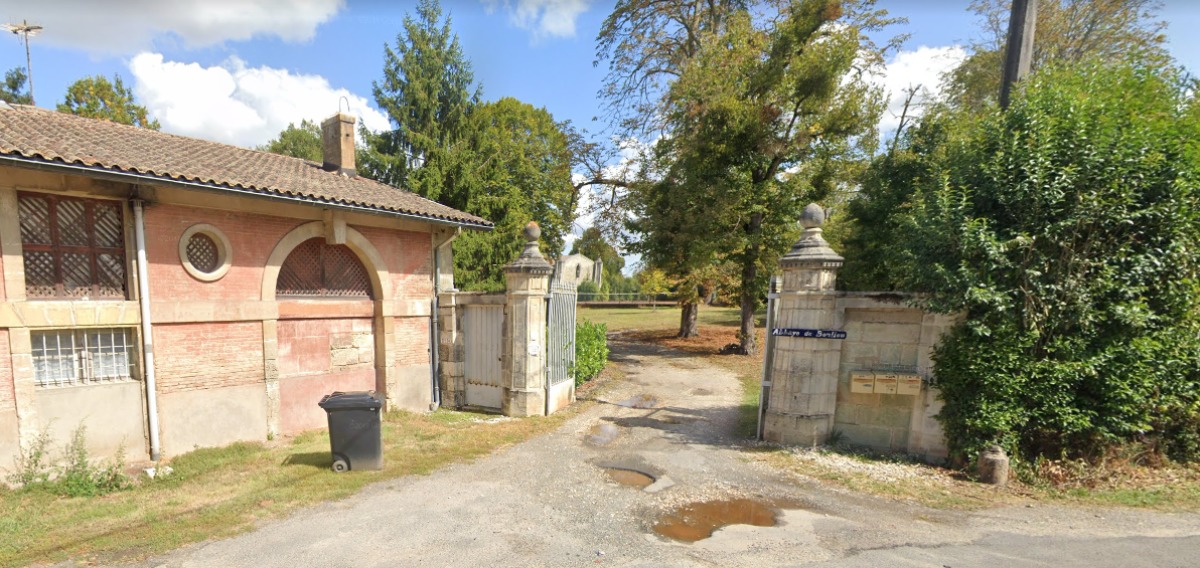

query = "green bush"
[
  {"left": 856, "top": 59, "right": 1200, "bottom": 463},
  {"left": 577, "top": 280, "right": 607, "bottom": 301},
  {"left": 574, "top": 320, "right": 609, "bottom": 386}
]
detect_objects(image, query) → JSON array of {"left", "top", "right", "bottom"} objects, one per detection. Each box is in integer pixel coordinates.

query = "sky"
[{"left": 2, "top": 0, "right": 1199, "bottom": 264}]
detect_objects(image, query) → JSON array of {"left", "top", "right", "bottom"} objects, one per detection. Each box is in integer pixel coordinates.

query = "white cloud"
[
  {"left": 871, "top": 45, "right": 967, "bottom": 137},
  {"left": 482, "top": 0, "right": 591, "bottom": 40},
  {"left": 130, "top": 53, "right": 390, "bottom": 149},
  {"left": 1, "top": 0, "right": 342, "bottom": 53}
]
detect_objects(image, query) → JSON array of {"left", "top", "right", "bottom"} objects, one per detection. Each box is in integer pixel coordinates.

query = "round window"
[{"left": 179, "top": 224, "right": 232, "bottom": 282}]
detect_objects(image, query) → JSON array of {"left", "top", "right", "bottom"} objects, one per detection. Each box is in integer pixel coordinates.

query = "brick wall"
[
  {"left": 0, "top": 329, "right": 11, "bottom": 412},
  {"left": 393, "top": 316, "right": 430, "bottom": 366},
  {"left": 355, "top": 226, "right": 432, "bottom": 301},
  {"left": 278, "top": 318, "right": 375, "bottom": 377},
  {"left": 144, "top": 204, "right": 300, "bottom": 301},
  {"left": 154, "top": 322, "right": 265, "bottom": 394}
]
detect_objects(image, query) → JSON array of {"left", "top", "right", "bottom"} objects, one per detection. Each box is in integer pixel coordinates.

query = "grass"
[
  {"left": 0, "top": 408, "right": 570, "bottom": 566},
  {"left": 578, "top": 304, "right": 764, "bottom": 332}
]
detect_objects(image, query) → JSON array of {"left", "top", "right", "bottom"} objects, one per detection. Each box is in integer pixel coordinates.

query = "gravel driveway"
[{"left": 137, "top": 337, "right": 1200, "bottom": 568}]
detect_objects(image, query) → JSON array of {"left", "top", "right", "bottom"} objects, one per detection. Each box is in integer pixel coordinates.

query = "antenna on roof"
[
  {"left": 339, "top": 96, "right": 350, "bottom": 115},
  {"left": 3, "top": 19, "right": 42, "bottom": 106}
]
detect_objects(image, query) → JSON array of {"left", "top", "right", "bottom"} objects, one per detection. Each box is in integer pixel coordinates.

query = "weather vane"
[{"left": 3, "top": 19, "right": 42, "bottom": 106}]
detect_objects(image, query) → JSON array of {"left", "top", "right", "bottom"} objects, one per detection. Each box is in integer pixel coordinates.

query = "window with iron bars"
[{"left": 30, "top": 328, "right": 138, "bottom": 387}]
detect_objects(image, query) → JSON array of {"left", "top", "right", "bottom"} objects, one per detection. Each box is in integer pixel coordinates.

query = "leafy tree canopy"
[
  {"left": 1, "top": 68, "right": 31, "bottom": 105},
  {"left": 451, "top": 98, "right": 577, "bottom": 291},
  {"left": 944, "top": 0, "right": 1168, "bottom": 111},
  {"left": 57, "top": 74, "right": 159, "bottom": 130},
  {"left": 570, "top": 227, "right": 625, "bottom": 282},
  {"left": 258, "top": 120, "right": 323, "bottom": 162}
]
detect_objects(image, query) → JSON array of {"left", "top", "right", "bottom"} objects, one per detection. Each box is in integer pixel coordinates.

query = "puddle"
[
  {"left": 652, "top": 498, "right": 804, "bottom": 543},
  {"left": 615, "top": 394, "right": 659, "bottom": 408},
  {"left": 603, "top": 467, "right": 655, "bottom": 489},
  {"left": 584, "top": 423, "right": 621, "bottom": 446}
]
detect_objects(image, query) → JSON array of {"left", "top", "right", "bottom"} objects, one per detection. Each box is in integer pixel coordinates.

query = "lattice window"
[
  {"left": 18, "top": 193, "right": 127, "bottom": 299},
  {"left": 276, "top": 238, "right": 372, "bottom": 298},
  {"left": 31, "top": 328, "right": 138, "bottom": 387},
  {"left": 186, "top": 233, "right": 219, "bottom": 273}
]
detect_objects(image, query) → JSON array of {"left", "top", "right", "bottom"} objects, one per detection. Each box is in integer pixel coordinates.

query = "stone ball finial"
[
  {"left": 523, "top": 221, "right": 541, "bottom": 242},
  {"left": 800, "top": 203, "right": 826, "bottom": 229}
]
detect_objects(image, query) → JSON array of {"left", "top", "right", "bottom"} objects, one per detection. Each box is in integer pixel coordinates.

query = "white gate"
[
  {"left": 464, "top": 304, "right": 504, "bottom": 409},
  {"left": 545, "top": 281, "right": 577, "bottom": 415}
]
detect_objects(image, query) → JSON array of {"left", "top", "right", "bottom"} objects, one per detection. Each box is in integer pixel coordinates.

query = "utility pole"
[
  {"left": 999, "top": 0, "right": 1036, "bottom": 109},
  {"left": 4, "top": 19, "right": 42, "bottom": 105}
]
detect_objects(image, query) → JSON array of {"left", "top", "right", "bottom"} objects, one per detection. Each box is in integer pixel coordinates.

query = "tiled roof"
[{"left": 0, "top": 104, "right": 490, "bottom": 228}]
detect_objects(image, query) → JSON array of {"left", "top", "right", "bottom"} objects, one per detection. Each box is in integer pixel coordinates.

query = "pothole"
[
  {"left": 652, "top": 498, "right": 806, "bottom": 543},
  {"left": 615, "top": 394, "right": 659, "bottom": 408},
  {"left": 603, "top": 467, "right": 655, "bottom": 489},
  {"left": 584, "top": 423, "right": 621, "bottom": 447}
]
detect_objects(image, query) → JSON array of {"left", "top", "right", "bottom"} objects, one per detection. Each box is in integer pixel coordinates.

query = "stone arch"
[{"left": 261, "top": 221, "right": 389, "bottom": 302}]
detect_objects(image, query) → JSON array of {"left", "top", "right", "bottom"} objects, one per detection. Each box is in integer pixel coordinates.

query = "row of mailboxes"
[{"left": 850, "top": 371, "right": 923, "bottom": 395}]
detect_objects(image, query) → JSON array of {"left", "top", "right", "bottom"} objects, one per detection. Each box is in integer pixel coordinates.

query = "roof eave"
[{"left": 0, "top": 153, "right": 494, "bottom": 231}]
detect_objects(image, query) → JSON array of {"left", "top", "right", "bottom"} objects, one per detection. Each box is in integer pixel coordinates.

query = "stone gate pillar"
[
  {"left": 762, "top": 204, "right": 844, "bottom": 445},
  {"left": 502, "top": 222, "right": 552, "bottom": 417}
]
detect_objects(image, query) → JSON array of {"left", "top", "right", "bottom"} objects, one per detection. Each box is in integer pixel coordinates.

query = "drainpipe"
[
  {"left": 132, "top": 199, "right": 161, "bottom": 461},
  {"left": 429, "top": 228, "right": 461, "bottom": 411}
]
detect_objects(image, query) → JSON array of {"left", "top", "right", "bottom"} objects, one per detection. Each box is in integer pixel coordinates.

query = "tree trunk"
[
  {"left": 678, "top": 301, "right": 699, "bottom": 338},
  {"left": 737, "top": 213, "right": 764, "bottom": 355}
]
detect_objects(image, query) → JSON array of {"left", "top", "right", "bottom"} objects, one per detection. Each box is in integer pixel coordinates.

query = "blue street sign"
[{"left": 771, "top": 328, "right": 847, "bottom": 340}]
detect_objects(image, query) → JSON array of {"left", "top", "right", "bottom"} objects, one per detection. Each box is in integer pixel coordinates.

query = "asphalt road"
[{"left": 131, "top": 338, "right": 1200, "bottom": 568}]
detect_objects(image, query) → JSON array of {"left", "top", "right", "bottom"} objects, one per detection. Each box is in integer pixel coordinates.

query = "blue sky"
[{"left": 2, "top": 0, "right": 1199, "bottom": 260}]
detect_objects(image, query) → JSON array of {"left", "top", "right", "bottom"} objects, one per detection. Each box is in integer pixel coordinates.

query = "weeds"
[{"left": 6, "top": 424, "right": 131, "bottom": 497}]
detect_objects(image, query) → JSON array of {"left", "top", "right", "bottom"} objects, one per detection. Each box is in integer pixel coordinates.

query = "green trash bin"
[{"left": 318, "top": 391, "right": 384, "bottom": 472}]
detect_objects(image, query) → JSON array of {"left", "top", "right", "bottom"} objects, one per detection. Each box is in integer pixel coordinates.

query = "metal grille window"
[
  {"left": 186, "top": 233, "right": 219, "bottom": 273},
  {"left": 31, "top": 328, "right": 137, "bottom": 387},
  {"left": 276, "top": 238, "right": 372, "bottom": 299},
  {"left": 18, "top": 193, "right": 127, "bottom": 299}
]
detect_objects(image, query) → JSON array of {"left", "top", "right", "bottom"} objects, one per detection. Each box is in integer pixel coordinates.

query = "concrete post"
[
  {"left": 762, "top": 204, "right": 844, "bottom": 446},
  {"left": 501, "top": 222, "right": 553, "bottom": 417}
]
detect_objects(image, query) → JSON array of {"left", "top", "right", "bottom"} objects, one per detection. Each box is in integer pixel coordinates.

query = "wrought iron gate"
[{"left": 545, "top": 280, "right": 577, "bottom": 415}]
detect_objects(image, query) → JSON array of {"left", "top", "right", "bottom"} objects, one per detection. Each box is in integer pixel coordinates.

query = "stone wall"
[{"left": 760, "top": 205, "right": 954, "bottom": 462}]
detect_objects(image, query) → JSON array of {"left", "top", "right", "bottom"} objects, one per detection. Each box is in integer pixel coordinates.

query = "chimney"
[{"left": 321, "top": 113, "right": 356, "bottom": 177}]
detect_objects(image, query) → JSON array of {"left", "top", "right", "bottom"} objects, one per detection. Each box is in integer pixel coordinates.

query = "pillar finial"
[
  {"left": 504, "top": 221, "right": 553, "bottom": 274},
  {"left": 780, "top": 204, "right": 842, "bottom": 268}
]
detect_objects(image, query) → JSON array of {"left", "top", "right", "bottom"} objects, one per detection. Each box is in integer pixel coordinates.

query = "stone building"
[
  {"left": 554, "top": 253, "right": 602, "bottom": 288},
  {"left": 0, "top": 103, "right": 489, "bottom": 465}
]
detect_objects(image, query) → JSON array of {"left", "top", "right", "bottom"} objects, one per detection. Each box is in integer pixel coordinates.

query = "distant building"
[{"left": 555, "top": 254, "right": 602, "bottom": 288}]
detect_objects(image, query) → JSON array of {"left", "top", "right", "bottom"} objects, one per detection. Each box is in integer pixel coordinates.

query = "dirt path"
[{"left": 135, "top": 337, "right": 1200, "bottom": 568}]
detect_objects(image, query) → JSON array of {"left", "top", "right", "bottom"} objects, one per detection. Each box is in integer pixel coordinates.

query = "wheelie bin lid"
[{"left": 318, "top": 391, "right": 383, "bottom": 410}]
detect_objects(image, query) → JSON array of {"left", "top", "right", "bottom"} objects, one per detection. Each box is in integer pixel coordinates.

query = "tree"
[
  {"left": 570, "top": 227, "right": 625, "bottom": 284},
  {"left": 259, "top": 120, "right": 323, "bottom": 162},
  {"left": 364, "top": 0, "right": 480, "bottom": 201},
  {"left": 868, "top": 59, "right": 1200, "bottom": 463},
  {"left": 655, "top": 1, "right": 895, "bottom": 354},
  {"left": 945, "top": 0, "right": 1168, "bottom": 111},
  {"left": 0, "top": 68, "right": 31, "bottom": 105},
  {"left": 57, "top": 75, "right": 159, "bottom": 129},
  {"left": 450, "top": 98, "right": 577, "bottom": 291}
]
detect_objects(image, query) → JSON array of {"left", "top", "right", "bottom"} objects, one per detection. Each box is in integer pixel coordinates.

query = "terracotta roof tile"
[{"left": 0, "top": 104, "right": 490, "bottom": 228}]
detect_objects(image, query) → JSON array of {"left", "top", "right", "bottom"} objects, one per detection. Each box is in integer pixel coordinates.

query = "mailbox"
[
  {"left": 850, "top": 372, "right": 876, "bottom": 394},
  {"left": 897, "top": 374, "right": 922, "bottom": 396},
  {"left": 873, "top": 373, "right": 898, "bottom": 395}
]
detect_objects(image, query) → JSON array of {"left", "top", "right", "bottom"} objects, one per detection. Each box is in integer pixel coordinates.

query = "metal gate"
[
  {"left": 545, "top": 280, "right": 577, "bottom": 415},
  {"left": 464, "top": 304, "right": 504, "bottom": 409}
]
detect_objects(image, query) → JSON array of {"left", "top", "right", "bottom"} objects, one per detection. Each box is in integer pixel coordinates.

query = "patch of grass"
[
  {"left": 0, "top": 408, "right": 571, "bottom": 566},
  {"left": 579, "top": 305, "right": 764, "bottom": 332},
  {"left": 756, "top": 446, "right": 1200, "bottom": 512}
]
